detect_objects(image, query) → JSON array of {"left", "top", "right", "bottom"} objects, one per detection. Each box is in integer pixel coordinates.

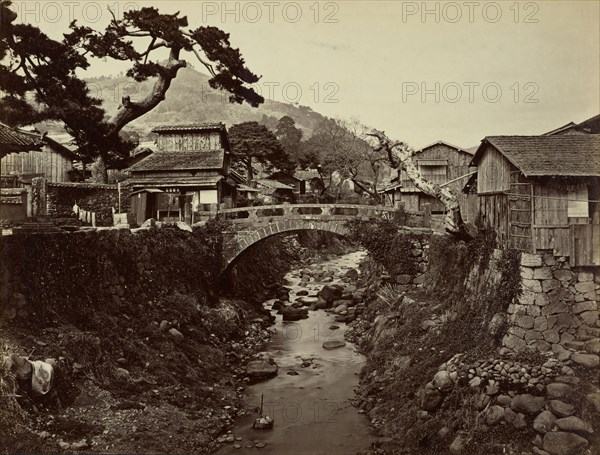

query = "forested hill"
[{"left": 85, "top": 67, "right": 330, "bottom": 138}]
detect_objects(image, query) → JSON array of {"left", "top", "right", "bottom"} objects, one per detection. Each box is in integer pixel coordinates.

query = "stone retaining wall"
[{"left": 503, "top": 251, "right": 600, "bottom": 364}]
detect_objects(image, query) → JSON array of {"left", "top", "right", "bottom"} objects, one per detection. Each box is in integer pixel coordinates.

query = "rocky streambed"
[{"left": 215, "top": 250, "right": 377, "bottom": 455}]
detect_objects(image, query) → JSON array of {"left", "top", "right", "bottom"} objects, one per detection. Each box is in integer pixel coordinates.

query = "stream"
[{"left": 216, "top": 250, "right": 376, "bottom": 455}]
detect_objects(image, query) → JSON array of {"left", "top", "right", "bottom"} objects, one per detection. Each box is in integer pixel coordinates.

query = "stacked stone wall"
[{"left": 503, "top": 251, "right": 599, "bottom": 367}]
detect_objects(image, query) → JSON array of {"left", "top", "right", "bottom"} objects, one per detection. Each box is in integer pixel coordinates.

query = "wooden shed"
[{"left": 469, "top": 135, "right": 600, "bottom": 265}]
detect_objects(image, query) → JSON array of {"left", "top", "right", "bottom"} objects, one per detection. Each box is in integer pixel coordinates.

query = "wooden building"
[
  {"left": 468, "top": 135, "right": 600, "bottom": 266},
  {"left": 267, "top": 169, "right": 323, "bottom": 196},
  {"left": 255, "top": 179, "right": 296, "bottom": 204},
  {"left": 380, "top": 141, "right": 478, "bottom": 223},
  {"left": 0, "top": 125, "right": 76, "bottom": 184},
  {"left": 128, "top": 123, "right": 236, "bottom": 225}
]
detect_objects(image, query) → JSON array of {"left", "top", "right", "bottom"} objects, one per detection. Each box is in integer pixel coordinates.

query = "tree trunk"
[
  {"left": 352, "top": 178, "right": 379, "bottom": 200},
  {"left": 368, "top": 130, "right": 474, "bottom": 240},
  {"left": 245, "top": 158, "right": 253, "bottom": 185},
  {"left": 91, "top": 155, "right": 108, "bottom": 183}
]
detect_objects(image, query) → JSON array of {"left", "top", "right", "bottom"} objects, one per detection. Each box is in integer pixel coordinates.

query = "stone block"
[
  {"left": 579, "top": 310, "right": 599, "bottom": 326},
  {"left": 555, "top": 313, "right": 577, "bottom": 331},
  {"left": 521, "top": 267, "right": 534, "bottom": 280},
  {"left": 508, "top": 326, "right": 526, "bottom": 338},
  {"left": 534, "top": 267, "right": 553, "bottom": 280},
  {"left": 573, "top": 301, "right": 597, "bottom": 313},
  {"left": 553, "top": 269, "right": 573, "bottom": 283},
  {"left": 542, "top": 279, "right": 561, "bottom": 293},
  {"left": 547, "top": 315, "right": 558, "bottom": 330},
  {"left": 542, "top": 301, "right": 568, "bottom": 316},
  {"left": 503, "top": 334, "right": 526, "bottom": 351},
  {"left": 535, "top": 293, "right": 550, "bottom": 306},
  {"left": 531, "top": 339, "right": 551, "bottom": 352},
  {"left": 523, "top": 279, "right": 543, "bottom": 293},
  {"left": 548, "top": 287, "right": 574, "bottom": 304},
  {"left": 578, "top": 271, "right": 594, "bottom": 282},
  {"left": 525, "top": 330, "right": 544, "bottom": 341},
  {"left": 575, "top": 281, "right": 595, "bottom": 294},
  {"left": 521, "top": 253, "right": 543, "bottom": 267},
  {"left": 527, "top": 305, "right": 541, "bottom": 316},
  {"left": 534, "top": 316, "right": 548, "bottom": 332},
  {"left": 514, "top": 304, "right": 528, "bottom": 315},
  {"left": 519, "top": 290, "right": 537, "bottom": 306},
  {"left": 543, "top": 254, "right": 557, "bottom": 267},
  {"left": 542, "top": 329, "right": 560, "bottom": 344},
  {"left": 515, "top": 315, "right": 535, "bottom": 329}
]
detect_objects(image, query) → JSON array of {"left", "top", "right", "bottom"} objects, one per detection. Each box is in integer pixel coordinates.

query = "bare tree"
[{"left": 368, "top": 129, "right": 475, "bottom": 240}]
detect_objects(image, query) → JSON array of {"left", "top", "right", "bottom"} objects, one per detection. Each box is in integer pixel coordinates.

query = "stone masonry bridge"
[{"left": 216, "top": 203, "right": 432, "bottom": 270}]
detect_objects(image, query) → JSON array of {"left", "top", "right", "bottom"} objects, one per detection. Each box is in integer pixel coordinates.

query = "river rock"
[
  {"left": 318, "top": 285, "right": 343, "bottom": 303},
  {"left": 555, "top": 416, "right": 594, "bottom": 435},
  {"left": 533, "top": 410, "right": 557, "bottom": 434},
  {"left": 282, "top": 307, "right": 308, "bottom": 321},
  {"left": 334, "top": 303, "right": 349, "bottom": 314},
  {"left": 168, "top": 328, "right": 184, "bottom": 342},
  {"left": 486, "top": 405, "right": 505, "bottom": 425},
  {"left": 322, "top": 340, "right": 346, "bottom": 350},
  {"left": 449, "top": 433, "right": 466, "bottom": 455},
  {"left": 511, "top": 394, "right": 546, "bottom": 414},
  {"left": 271, "top": 300, "right": 285, "bottom": 311},
  {"left": 421, "top": 383, "right": 442, "bottom": 411},
  {"left": 547, "top": 400, "right": 575, "bottom": 417},
  {"left": 297, "top": 296, "right": 318, "bottom": 306},
  {"left": 433, "top": 370, "right": 453, "bottom": 393},
  {"left": 246, "top": 359, "right": 278, "bottom": 379},
  {"left": 542, "top": 432, "right": 588, "bottom": 455},
  {"left": 296, "top": 290, "right": 309, "bottom": 296},
  {"left": 345, "top": 268, "right": 359, "bottom": 281}
]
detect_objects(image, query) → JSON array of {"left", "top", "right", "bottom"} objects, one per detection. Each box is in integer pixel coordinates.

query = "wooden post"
[
  {"left": 422, "top": 203, "right": 431, "bottom": 228},
  {"left": 91, "top": 212, "right": 96, "bottom": 228}
]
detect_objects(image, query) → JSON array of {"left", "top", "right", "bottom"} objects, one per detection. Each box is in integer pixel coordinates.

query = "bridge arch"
[
  {"left": 216, "top": 204, "right": 415, "bottom": 272},
  {"left": 222, "top": 220, "right": 350, "bottom": 271}
]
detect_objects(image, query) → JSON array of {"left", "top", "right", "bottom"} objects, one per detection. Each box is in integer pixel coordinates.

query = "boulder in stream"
[
  {"left": 282, "top": 307, "right": 308, "bottom": 321},
  {"left": 322, "top": 340, "right": 346, "bottom": 350},
  {"left": 318, "top": 285, "right": 343, "bottom": 303},
  {"left": 246, "top": 359, "right": 279, "bottom": 379}
]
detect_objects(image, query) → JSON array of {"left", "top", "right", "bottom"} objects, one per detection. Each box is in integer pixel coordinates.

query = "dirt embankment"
[
  {"left": 0, "top": 224, "right": 307, "bottom": 454},
  {"left": 346, "top": 230, "right": 600, "bottom": 455}
]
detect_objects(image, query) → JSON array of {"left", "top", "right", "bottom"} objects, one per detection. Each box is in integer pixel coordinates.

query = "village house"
[
  {"left": 255, "top": 179, "right": 296, "bottom": 204},
  {"left": 0, "top": 124, "right": 77, "bottom": 186},
  {"left": 542, "top": 114, "right": 600, "bottom": 136},
  {"left": 128, "top": 123, "right": 236, "bottom": 225},
  {"left": 380, "top": 140, "right": 478, "bottom": 223},
  {"left": 467, "top": 134, "right": 600, "bottom": 265},
  {"left": 267, "top": 169, "right": 323, "bottom": 196}
]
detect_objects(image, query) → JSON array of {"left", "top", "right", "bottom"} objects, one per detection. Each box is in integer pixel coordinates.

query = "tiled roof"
[
  {"left": 151, "top": 123, "right": 226, "bottom": 134},
  {"left": 417, "top": 140, "right": 472, "bottom": 155},
  {"left": 0, "top": 122, "right": 43, "bottom": 155},
  {"left": 130, "top": 150, "right": 225, "bottom": 172},
  {"left": 129, "top": 176, "right": 223, "bottom": 187},
  {"left": 256, "top": 179, "right": 294, "bottom": 190},
  {"left": 471, "top": 135, "right": 600, "bottom": 177}
]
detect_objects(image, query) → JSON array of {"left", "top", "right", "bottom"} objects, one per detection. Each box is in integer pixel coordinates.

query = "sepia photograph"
[{"left": 0, "top": 1, "right": 599, "bottom": 454}]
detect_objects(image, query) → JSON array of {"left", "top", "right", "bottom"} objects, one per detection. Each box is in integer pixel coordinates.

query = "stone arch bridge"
[{"left": 217, "top": 204, "right": 431, "bottom": 270}]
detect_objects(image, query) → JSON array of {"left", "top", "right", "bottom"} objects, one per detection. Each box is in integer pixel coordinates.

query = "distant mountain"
[{"left": 84, "top": 67, "right": 329, "bottom": 139}]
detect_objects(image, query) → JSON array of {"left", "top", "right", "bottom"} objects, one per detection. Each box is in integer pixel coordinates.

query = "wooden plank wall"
[
  {"left": 1, "top": 146, "right": 72, "bottom": 182},
  {"left": 477, "top": 145, "right": 512, "bottom": 194},
  {"left": 571, "top": 224, "right": 600, "bottom": 266},
  {"left": 157, "top": 132, "right": 222, "bottom": 152},
  {"left": 479, "top": 193, "right": 510, "bottom": 248}
]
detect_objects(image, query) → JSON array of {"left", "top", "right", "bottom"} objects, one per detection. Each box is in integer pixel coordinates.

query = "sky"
[{"left": 8, "top": 0, "right": 600, "bottom": 149}]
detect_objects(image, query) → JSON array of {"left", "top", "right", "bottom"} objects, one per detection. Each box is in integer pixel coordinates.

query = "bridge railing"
[{"left": 197, "top": 203, "right": 431, "bottom": 228}]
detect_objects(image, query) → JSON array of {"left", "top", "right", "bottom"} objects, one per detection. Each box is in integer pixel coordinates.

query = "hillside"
[{"left": 85, "top": 68, "right": 328, "bottom": 139}]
